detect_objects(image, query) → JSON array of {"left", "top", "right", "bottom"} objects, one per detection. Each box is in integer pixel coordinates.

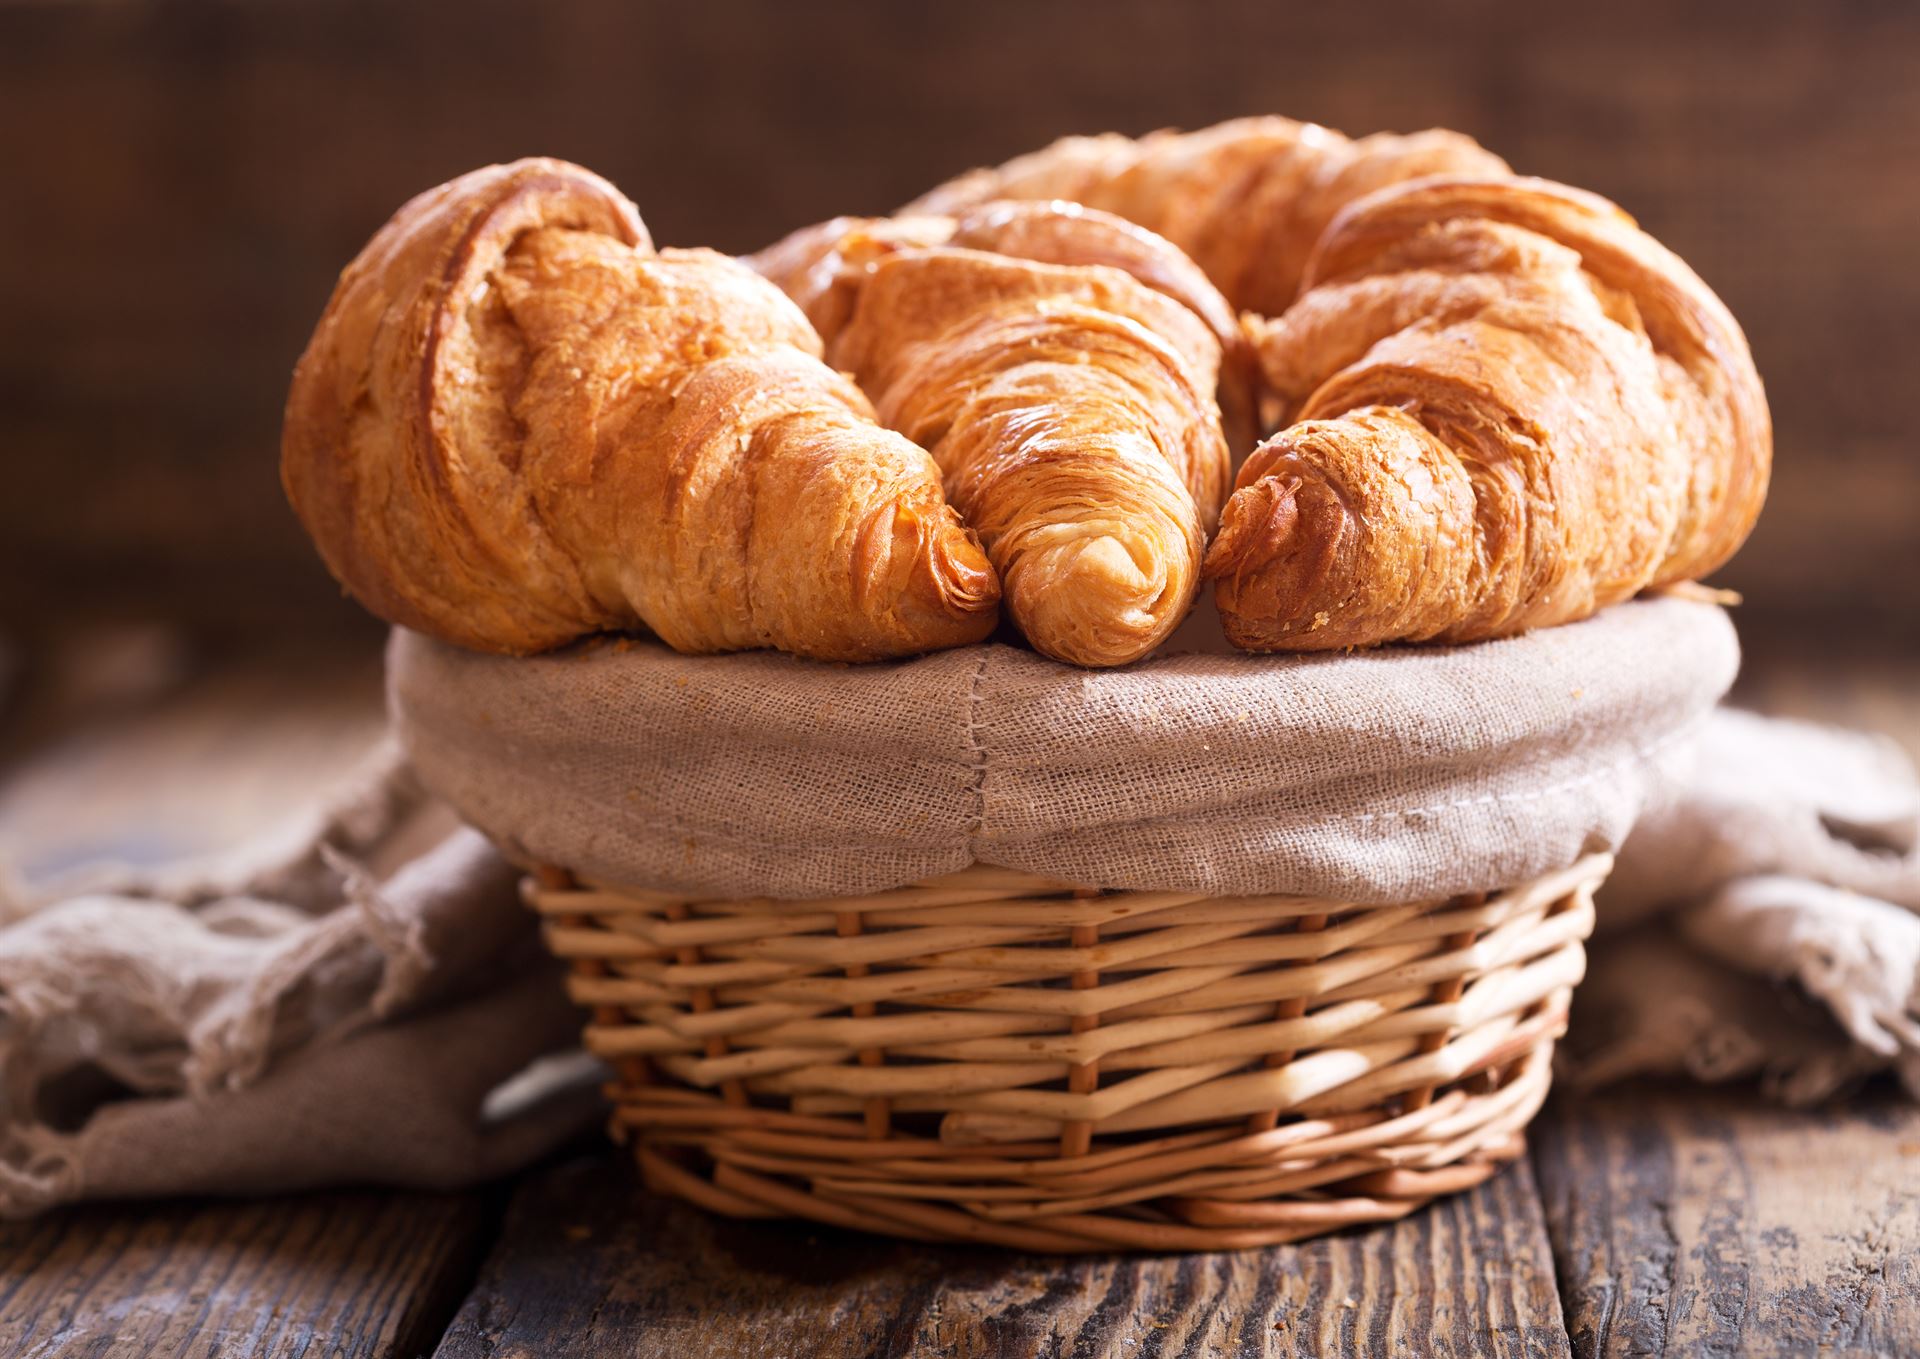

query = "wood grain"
[
  {"left": 0, "top": 1190, "right": 490, "bottom": 1359},
  {"left": 1531, "top": 1083, "right": 1920, "bottom": 1358},
  {"left": 0, "top": 632, "right": 385, "bottom": 880},
  {"left": 434, "top": 1152, "right": 1569, "bottom": 1359},
  {"left": 1529, "top": 639, "right": 1920, "bottom": 1358},
  {"left": 0, "top": 640, "right": 473, "bottom": 1359}
]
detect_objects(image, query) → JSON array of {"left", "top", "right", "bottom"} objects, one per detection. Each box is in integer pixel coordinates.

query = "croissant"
[
  {"left": 750, "top": 200, "right": 1258, "bottom": 454},
  {"left": 1207, "top": 177, "right": 1772, "bottom": 650},
  {"left": 751, "top": 203, "right": 1231, "bottom": 667},
  {"left": 281, "top": 158, "right": 999, "bottom": 661},
  {"left": 907, "top": 115, "right": 1510, "bottom": 316}
]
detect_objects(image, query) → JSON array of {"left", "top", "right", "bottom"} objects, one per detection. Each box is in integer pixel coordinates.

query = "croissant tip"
[{"left": 996, "top": 528, "right": 1196, "bottom": 668}]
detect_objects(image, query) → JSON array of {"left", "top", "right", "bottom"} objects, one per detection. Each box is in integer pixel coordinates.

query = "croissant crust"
[
  {"left": 752, "top": 202, "right": 1233, "bottom": 667},
  {"left": 907, "top": 116, "right": 1512, "bottom": 315},
  {"left": 1209, "top": 176, "right": 1770, "bottom": 650},
  {"left": 290, "top": 126, "right": 1773, "bottom": 669},
  {"left": 282, "top": 158, "right": 999, "bottom": 661},
  {"left": 912, "top": 119, "right": 1770, "bottom": 654}
]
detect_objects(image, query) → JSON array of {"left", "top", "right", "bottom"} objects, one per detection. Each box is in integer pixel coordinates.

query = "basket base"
[
  {"left": 529, "top": 855, "right": 1604, "bottom": 1252},
  {"left": 610, "top": 1039, "right": 1556, "bottom": 1253}
]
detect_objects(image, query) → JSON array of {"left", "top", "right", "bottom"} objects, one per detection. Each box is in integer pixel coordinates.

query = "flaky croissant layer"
[
  {"left": 908, "top": 116, "right": 1512, "bottom": 316},
  {"left": 286, "top": 123, "right": 1772, "bottom": 670},
  {"left": 282, "top": 159, "right": 999, "bottom": 662},
  {"left": 915, "top": 118, "right": 1769, "bottom": 654},
  {"left": 1210, "top": 178, "right": 1770, "bottom": 650},
  {"left": 752, "top": 204, "right": 1233, "bottom": 667}
]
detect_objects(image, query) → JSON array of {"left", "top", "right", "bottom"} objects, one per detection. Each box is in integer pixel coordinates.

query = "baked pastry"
[
  {"left": 286, "top": 126, "right": 1771, "bottom": 668},
  {"left": 282, "top": 158, "right": 999, "bottom": 661},
  {"left": 750, "top": 199, "right": 1258, "bottom": 454},
  {"left": 906, "top": 115, "right": 1510, "bottom": 315},
  {"left": 911, "top": 119, "right": 1769, "bottom": 653},
  {"left": 752, "top": 203, "right": 1231, "bottom": 666},
  {"left": 1208, "top": 177, "right": 1772, "bottom": 650}
]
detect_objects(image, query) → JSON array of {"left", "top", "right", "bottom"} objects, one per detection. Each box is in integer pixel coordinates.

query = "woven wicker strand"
[{"left": 527, "top": 852, "right": 1607, "bottom": 1252}]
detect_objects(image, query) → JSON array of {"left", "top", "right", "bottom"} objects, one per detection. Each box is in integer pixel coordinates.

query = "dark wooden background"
[{"left": 2, "top": 0, "right": 1916, "bottom": 650}]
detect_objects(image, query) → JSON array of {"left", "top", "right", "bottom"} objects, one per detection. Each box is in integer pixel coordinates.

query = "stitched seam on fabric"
[{"left": 963, "top": 649, "right": 991, "bottom": 841}]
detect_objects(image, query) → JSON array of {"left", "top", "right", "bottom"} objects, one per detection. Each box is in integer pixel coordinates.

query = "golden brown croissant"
[
  {"left": 907, "top": 116, "right": 1510, "bottom": 315},
  {"left": 1208, "top": 176, "right": 1772, "bottom": 651},
  {"left": 281, "top": 158, "right": 999, "bottom": 661},
  {"left": 749, "top": 200, "right": 1258, "bottom": 453},
  {"left": 750, "top": 203, "right": 1231, "bottom": 667}
]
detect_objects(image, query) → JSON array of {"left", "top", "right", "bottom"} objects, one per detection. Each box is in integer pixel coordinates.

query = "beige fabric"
[
  {"left": 390, "top": 596, "right": 1740, "bottom": 904},
  {"left": 1573, "top": 710, "right": 1920, "bottom": 1102},
  {"left": 0, "top": 744, "right": 596, "bottom": 1217}
]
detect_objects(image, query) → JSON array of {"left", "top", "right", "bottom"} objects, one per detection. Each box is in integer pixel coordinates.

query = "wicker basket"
[{"left": 526, "top": 850, "right": 1606, "bottom": 1252}]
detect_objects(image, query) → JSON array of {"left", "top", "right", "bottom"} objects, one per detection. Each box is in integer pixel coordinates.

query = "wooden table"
[{"left": 2, "top": 629, "right": 1915, "bottom": 1357}]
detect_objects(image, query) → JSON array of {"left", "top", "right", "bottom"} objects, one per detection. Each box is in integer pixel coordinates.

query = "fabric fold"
[
  {"left": 1571, "top": 711, "right": 1920, "bottom": 1102},
  {"left": 0, "top": 744, "right": 594, "bottom": 1217},
  {"left": 390, "top": 596, "right": 1740, "bottom": 903}
]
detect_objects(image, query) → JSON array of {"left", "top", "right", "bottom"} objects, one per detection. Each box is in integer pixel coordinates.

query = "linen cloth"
[
  {"left": 0, "top": 747, "right": 599, "bottom": 1216},
  {"left": 391, "top": 597, "right": 1739, "bottom": 905},
  {"left": 2, "top": 596, "right": 1914, "bottom": 1215},
  {"left": 1569, "top": 709, "right": 1920, "bottom": 1102}
]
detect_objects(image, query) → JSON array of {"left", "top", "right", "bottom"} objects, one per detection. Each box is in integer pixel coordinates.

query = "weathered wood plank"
[
  {"left": 1531, "top": 1083, "right": 1920, "bottom": 1358},
  {"left": 0, "top": 1190, "right": 491, "bottom": 1358},
  {"left": 434, "top": 1151, "right": 1568, "bottom": 1359},
  {"left": 0, "top": 631, "right": 385, "bottom": 879},
  {"left": 1531, "top": 646, "right": 1920, "bottom": 1358}
]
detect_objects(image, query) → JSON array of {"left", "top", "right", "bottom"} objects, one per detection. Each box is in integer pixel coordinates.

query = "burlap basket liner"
[{"left": 389, "top": 597, "right": 1737, "bottom": 905}]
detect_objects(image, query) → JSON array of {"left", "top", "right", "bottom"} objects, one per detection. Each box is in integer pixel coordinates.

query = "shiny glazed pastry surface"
[
  {"left": 752, "top": 203, "right": 1232, "bottom": 667},
  {"left": 1209, "top": 177, "right": 1771, "bottom": 650},
  {"left": 282, "top": 158, "right": 999, "bottom": 661},
  {"left": 913, "top": 119, "right": 1770, "bottom": 652}
]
